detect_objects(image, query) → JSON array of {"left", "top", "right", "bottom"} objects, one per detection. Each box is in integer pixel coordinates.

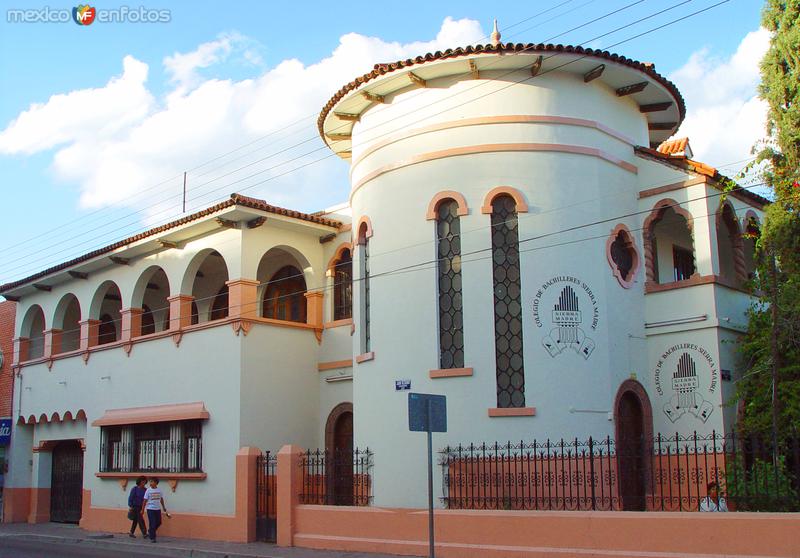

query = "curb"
[{"left": 0, "top": 533, "right": 278, "bottom": 558}]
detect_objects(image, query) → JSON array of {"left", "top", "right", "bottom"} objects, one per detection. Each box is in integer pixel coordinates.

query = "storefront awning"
[{"left": 91, "top": 402, "right": 209, "bottom": 427}]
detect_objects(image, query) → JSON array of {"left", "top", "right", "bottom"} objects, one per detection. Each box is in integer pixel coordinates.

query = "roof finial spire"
[{"left": 490, "top": 19, "right": 501, "bottom": 46}]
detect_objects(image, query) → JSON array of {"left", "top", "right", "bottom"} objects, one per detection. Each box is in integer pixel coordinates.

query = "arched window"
[
  {"left": 645, "top": 201, "right": 695, "bottom": 284},
  {"left": 607, "top": 224, "right": 640, "bottom": 288},
  {"left": 54, "top": 294, "right": 81, "bottom": 353},
  {"left": 743, "top": 216, "right": 760, "bottom": 280},
  {"left": 357, "top": 221, "right": 372, "bottom": 354},
  {"left": 436, "top": 200, "right": 464, "bottom": 369},
  {"left": 93, "top": 282, "right": 122, "bottom": 345},
  {"left": 263, "top": 266, "right": 306, "bottom": 323},
  {"left": 210, "top": 285, "right": 229, "bottom": 321},
  {"left": 21, "top": 305, "right": 46, "bottom": 360},
  {"left": 141, "top": 305, "right": 156, "bottom": 336},
  {"left": 717, "top": 203, "right": 745, "bottom": 283},
  {"left": 98, "top": 313, "right": 117, "bottom": 345},
  {"left": 333, "top": 249, "right": 352, "bottom": 321},
  {"left": 490, "top": 195, "right": 525, "bottom": 408}
]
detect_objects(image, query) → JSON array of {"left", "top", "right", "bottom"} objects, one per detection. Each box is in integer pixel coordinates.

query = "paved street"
[{"left": 0, "top": 523, "right": 402, "bottom": 558}]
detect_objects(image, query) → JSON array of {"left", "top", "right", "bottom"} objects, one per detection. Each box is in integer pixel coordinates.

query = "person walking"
[
  {"left": 141, "top": 477, "right": 171, "bottom": 542},
  {"left": 127, "top": 476, "right": 148, "bottom": 538}
]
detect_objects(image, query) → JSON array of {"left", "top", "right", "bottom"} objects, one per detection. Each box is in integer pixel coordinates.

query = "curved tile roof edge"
[
  {"left": 318, "top": 42, "right": 687, "bottom": 140},
  {"left": 0, "top": 193, "right": 341, "bottom": 294}
]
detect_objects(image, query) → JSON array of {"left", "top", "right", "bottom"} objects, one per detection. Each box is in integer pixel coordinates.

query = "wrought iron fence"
[
  {"left": 440, "top": 432, "right": 800, "bottom": 512},
  {"left": 300, "top": 448, "right": 373, "bottom": 506},
  {"left": 256, "top": 451, "right": 277, "bottom": 542},
  {"left": 98, "top": 439, "right": 203, "bottom": 473}
]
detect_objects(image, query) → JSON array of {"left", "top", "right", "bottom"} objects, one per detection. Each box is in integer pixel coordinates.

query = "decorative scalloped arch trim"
[
  {"left": 426, "top": 191, "right": 469, "bottom": 220},
  {"left": 326, "top": 242, "right": 353, "bottom": 274},
  {"left": 355, "top": 216, "right": 373, "bottom": 245},
  {"left": 606, "top": 224, "right": 641, "bottom": 289},
  {"left": 642, "top": 198, "right": 695, "bottom": 283},
  {"left": 480, "top": 186, "right": 529, "bottom": 214}
]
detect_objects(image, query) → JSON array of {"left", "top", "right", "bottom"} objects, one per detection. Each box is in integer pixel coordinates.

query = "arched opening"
[
  {"left": 717, "top": 203, "right": 744, "bottom": 283},
  {"left": 263, "top": 267, "right": 306, "bottom": 322},
  {"left": 614, "top": 381, "right": 654, "bottom": 511},
  {"left": 646, "top": 202, "right": 695, "bottom": 284},
  {"left": 325, "top": 403, "right": 354, "bottom": 506},
  {"left": 91, "top": 282, "right": 122, "bottom": 345},
  {"left": 357, "top": 221, "right": 372, "bottom": 354},
  {"left": 186, "top": 250, "right": 229, "bottom": 323},
  {"left": 607, "top": 224, "right": 640, "bottom": 288},
  {"left": 256, "top": 247, "right": 311, "bottom": 323},
  {"left": 742, "top": 215, "right": 760, "bottom": 280},
  {"left": 133, "top": 267, "right": 170, "bottom": 336},
  {"left": 332, "top": 248, "right": 352, "bottom": 321},
  {"left": 436, "top": 199, "right": 464, "bottom": 369},
  {"left": 53, "top": 294, "right": 82, "bottom": 353},
  {"left": 21, "top": 305, "right": 46, "bottom": 360}
]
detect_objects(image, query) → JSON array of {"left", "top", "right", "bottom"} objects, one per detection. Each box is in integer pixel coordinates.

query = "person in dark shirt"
[{"left": 127, "top": 476, "right": 148, "bottom": 537}]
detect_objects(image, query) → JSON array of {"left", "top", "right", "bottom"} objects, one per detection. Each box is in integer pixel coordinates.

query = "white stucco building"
[{"left": 1, "top": 32, "right": 766, "bottom": 530}]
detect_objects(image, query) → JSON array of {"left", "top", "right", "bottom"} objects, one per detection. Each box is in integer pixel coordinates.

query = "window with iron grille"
[
  {"left": 333, "top": 249, "right": 353, "bottom": 321},
  {"left": 490, "top": 195, "right": 525, "bottom": 408},
  {"left": 436, "top": 200, "right": 464, "bottom": 369},
  {"left": 99, "top": 420, "right": 203, "bottom": 473}
]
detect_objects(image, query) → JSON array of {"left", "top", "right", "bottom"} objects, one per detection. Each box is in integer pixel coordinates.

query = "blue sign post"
[{"left": 408, "top": 393, "right": 446, "bottom": 558}]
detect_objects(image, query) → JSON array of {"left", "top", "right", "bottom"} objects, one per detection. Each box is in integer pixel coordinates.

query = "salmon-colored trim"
[
  {"left": 339, "top": 223, "right": 352, "bottom": 233},
  {"left": 318, "top": 359, "right": 354, "bottom": 371},
  {"left": 323, "top": 318, "right": 353, "bottom": 329},
  {"left": 426, "top": 191, "right": 470, "bottom": 220},
  {"left": 96, "top": 472, "right": 206, "bottom": 480},
  {"left": 326, "top": 243, "right": 353, "bottom": 274},
  {"left": 481, "top": 186, "right": 530, "bottom": 214},
  {"left": 80, "top": 447, "right": 260, "bottom": 542},
  {"left": 606, "top": 224, "right": 640, "bottom": 289},
  {"left": 638, "top": 177, "right": 707, "bottom": 199},
  {"left": 355, "top": 351, "right": 375, "bottom": 364},
  {"left": 92, "top": 401, "right": 209, "bottom": 426},
  {"left": 430, "top": 367, "right": 473, "bottom": 378},
  {"left": 642, "top": 198, "right": 695, "bottom": 284},
  {"left": 351, "top": 115, "right": 637, "bottom": 170},
  {"left": 27, "top": 487, "right": 50, "bottom": 524},
  {"left": 488, "top": 407, "right": 536, "bottom": 417},
  {"left": 355, "top": 216, "right": 373, "bottom": 243},
  {"left": 352, "top": 143, "right": 638, "bottom": 198},
  {"left": 2, "top": 487, "right": 32, "bottom": 522}
]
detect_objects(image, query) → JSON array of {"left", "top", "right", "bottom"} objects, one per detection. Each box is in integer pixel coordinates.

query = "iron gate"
[
  {"left": 255, "top": 451, "right": 277, "bottom": 542},
  {"left": 50, "top": 441, "right": 84, "bottom": 523}
]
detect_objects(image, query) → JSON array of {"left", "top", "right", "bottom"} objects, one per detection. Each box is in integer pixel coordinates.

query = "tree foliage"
[{"left": 736, "top": 0, "right": 800, "bottom": 441}]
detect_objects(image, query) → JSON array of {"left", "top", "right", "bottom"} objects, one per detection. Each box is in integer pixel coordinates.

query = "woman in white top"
[{"left": 699, "top": 481, "right": 729, "bottom": 512}]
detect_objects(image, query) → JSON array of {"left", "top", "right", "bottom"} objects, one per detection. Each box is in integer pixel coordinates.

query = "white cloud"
[
  {"left": 668, "top": 28, "right": 770, "bottom": 174},
  {"left": 0, "top": 17, "right": 484, "bottom": 223}
]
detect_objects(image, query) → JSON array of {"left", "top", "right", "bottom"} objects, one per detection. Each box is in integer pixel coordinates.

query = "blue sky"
[{"left": 0, "top": 0, "right": 768, "bottom": 286}]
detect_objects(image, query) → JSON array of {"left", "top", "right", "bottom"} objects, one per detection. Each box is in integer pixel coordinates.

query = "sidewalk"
[{"left": 0, "top": 523, "right": 403, "bottom": 558}]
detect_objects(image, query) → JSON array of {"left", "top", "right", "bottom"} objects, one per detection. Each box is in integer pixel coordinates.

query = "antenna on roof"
[{"left": 491, "top": 19, "right": 501, "bottom": 46}]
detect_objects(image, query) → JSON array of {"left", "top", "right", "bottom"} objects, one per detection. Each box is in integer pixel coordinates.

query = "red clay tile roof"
[
  {"left": 0, "top": 194, "right": 341, "bottom": 294},
  {"left": 657, "top": 137, "right": 690, "bottom": 155},
  {"left": 634, "top": 146, "right": 770, "bottom": 207},
  {"left": 318, "top": 42, "right": 687, "bottom": 139}
]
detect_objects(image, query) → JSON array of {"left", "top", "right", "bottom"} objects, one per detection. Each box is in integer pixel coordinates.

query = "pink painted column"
[
  {"left": 304, "top": 292, "right": 324, "bottom": 329},
  {"left": 277, "top": 444, "right": 304, "bottom": 547},
  {"left": 235, "top": 447, "right": 261, "bottom": 542},
  {"left": 43, "top": 329, "right": 62, "bottom": 358},
  {"left": 13, "top": 337, "right": 30, "bottom": 364},
  {"left": 119, "top": 307, "right": 143, "bottom": 341},
  {"left": 167, "top": 295, "right": 194, "bottom": 330},
  {"left": 226, "top": 279, "right": 260, "bottom": 319},
  {"left": 78, "top": 319, "right": 100, "bottom": 351}
]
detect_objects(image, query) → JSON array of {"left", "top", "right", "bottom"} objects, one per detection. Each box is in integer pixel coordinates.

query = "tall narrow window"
[
  {"left": 491, "top": 195, "right": 525, "bottom": 408},
  {"left": 333, "top": 249, "right": 353, "bottom": 320},
  {"left": 436, "top": 200, "right": 464, "bottom": 369},
  {"left": 358, "top": 223, "right": 371, "bottom": 354}
]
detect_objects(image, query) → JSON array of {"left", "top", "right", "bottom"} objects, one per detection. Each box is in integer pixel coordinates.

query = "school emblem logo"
[
  {"left": 654, "top": 344, "right": 718, "bottom": 423},
  {"left": 532, "top": 276, "right": 599, "bottom": 360}
]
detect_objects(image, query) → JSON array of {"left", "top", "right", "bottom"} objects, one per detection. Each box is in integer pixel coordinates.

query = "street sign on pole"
[{"left": 408, "top": 393, "right": 446, "bottom": 558}]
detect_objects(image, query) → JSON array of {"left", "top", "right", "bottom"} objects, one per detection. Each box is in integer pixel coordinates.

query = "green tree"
[{"left": 736, "top": 0, "right": 800, "bottom": 443}]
